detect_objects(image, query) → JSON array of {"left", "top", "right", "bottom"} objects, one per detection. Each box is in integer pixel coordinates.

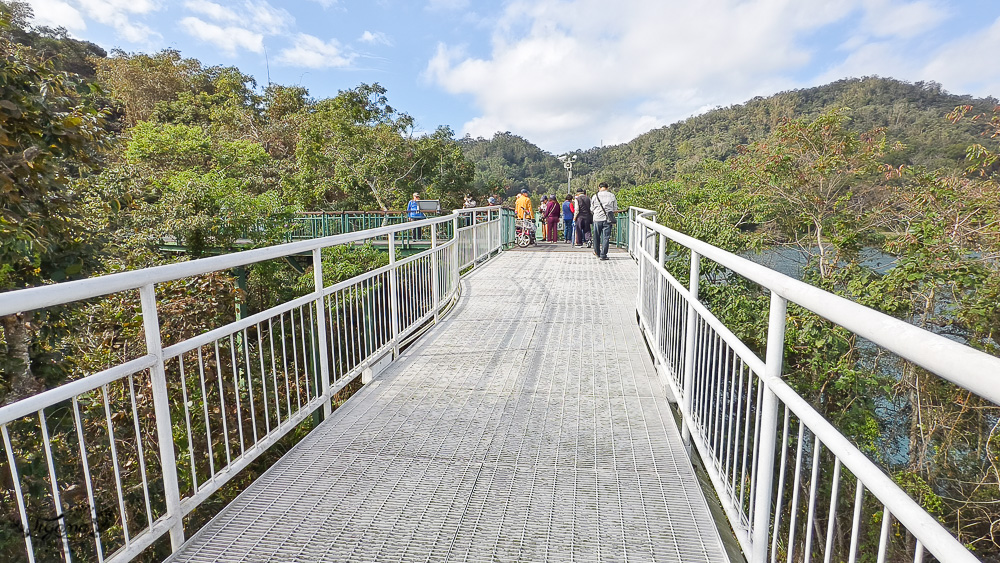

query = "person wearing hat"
[
  {"left": 573, "top": 188, "right": 592, "bottom": 247},
  {"left": 514, "top": 189, "right": 536, "bottom": 245}
]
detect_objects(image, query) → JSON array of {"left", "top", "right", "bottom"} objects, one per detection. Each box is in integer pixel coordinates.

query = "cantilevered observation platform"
[{"left": 2, "top": 207, "right": 992, "bottom": 563}]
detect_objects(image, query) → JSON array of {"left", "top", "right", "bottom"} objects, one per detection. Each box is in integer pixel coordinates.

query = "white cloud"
[
  {"left": 243, "top": 0, "right": 292, "bottom": 35},
  {"left": 24, "top": 0, "right": 86, "bottom": 31},
  {"left": 861, "top": 0, "right": 947, "bottom": 39},
  {"left": 921, "top": 16, "right": 1000, "bottom": 98},
  {"left": 424, "top": 0, "right": 977, "bottom": 152},
  {"left": 180, "top": 16, "right": 263, "bottom": 54},
  {"left": 76, "top": 0, "right": 160, "bottom": 42},
  {"left": 180, "top": 1, "right": 291, "bottom": 55},
  {"left": 183, "top": 0, "right": 239, "bottom": 24},
  {"left": 359, "top": 30, "right": 392, "bottom": 46},
  {"left": 427, "top": 0, "right": 856, "bottom": 151},
  {"left": 277, "top": 33, "right": 354, "bottom": 68}
]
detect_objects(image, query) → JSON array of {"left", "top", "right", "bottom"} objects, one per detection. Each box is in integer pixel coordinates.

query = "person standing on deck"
[
  {"left": 562, "top": 194, "right": 575, "bottom": 243},
  {"left": 538, "top": 195, "right": 548, "bottom": 241},
  {"left": 407, "top": 192, "right": 425, "bottom": 240},
  {"left": 543, "top": 194, "right": 560, "bottom": 243},
  {"left": 590, "top": 182, "right": 618, "bottom": 261},
  {"left": 515, "top": 189, "right": 536, "bottom": 245},
  {"left": 462, "top": 193, "right": 476, "bottom": 227},
  {"left": 573, "top": 188, "right": 592, "bottom": 248}
]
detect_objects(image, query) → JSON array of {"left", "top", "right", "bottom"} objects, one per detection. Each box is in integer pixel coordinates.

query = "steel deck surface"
[{"left": 168, "top": 248, "right": 729, "bottom": 562}]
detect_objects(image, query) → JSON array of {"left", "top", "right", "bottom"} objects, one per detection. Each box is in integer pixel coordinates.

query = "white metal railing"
[
  {"left": 627, "top": 207, "right": 1000, "bottom": 563},
  {"left": 0, "top": 206, "right": 509, "bottom": 563}
]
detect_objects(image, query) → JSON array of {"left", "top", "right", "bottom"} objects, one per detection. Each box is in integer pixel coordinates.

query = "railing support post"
[
  {"left": 750, "top": 291, "right": 787, "bottom": 563},
  {"left": 497, "top": 208, "right": 503, "bottom": 252},
  {"left": 431, "top": 223, "right": 440, "bottom": 322},
  {"left": 635, "top": 221, "right": 646, "bottom": 314},
  {"left": 453, "top": 215, "right": 461, "bottom": 295},
  {"left": 681, "top": 250, "right": 700, "bottom": 445},
  {"left": 312, "top": 249, "right": 332, "bottom": 417},
  {"left": 388, "top": 233, "right": 401, "bottom": 357},
  {"left": 654, "top": 233, "right": 666, "bottom": 350},
  {"left": 139, "top": 284, "right": 184, "bottom": 551}
]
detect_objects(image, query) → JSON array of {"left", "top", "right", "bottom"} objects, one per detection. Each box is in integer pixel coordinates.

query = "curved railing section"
[
  {"left": 627, "top": 207, "right": 1000, "bottom": 563},
  {"left": 0, "top": 207, "right": 512, "bottom": 563}
]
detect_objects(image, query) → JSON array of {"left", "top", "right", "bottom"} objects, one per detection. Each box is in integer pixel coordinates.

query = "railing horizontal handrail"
[
  {"left": 0, "top": 354, "right": 156, "bottom": 425},
  {"left": 632, "top": 208, "right": 1000, "bottom": 405},
  {"left": 0, "top": 208, "right": 499, "bottom": 317}
]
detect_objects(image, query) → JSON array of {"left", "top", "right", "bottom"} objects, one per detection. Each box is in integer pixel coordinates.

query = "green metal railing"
[{"left": 288, "top": 211, "right": 440, "bottom": 241}]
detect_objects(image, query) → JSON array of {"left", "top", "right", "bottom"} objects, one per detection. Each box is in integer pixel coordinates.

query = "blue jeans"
[
  {"left": 563, "top": 219, "right": 573, "bottom": 242},
  {"left": 593, "top": 220, "right": 612, "bottom": 258}
]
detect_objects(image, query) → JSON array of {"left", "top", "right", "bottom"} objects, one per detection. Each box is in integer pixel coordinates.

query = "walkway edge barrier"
[
  {"left": 0, "top": 206, "right": 513, "bottom": 563},
  {"left": 629, "top": 207, "right": 994, "bottom": 563}
]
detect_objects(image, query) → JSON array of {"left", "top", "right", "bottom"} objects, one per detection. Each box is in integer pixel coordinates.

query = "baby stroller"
[{"left": 515, "top": 218, "right": 535, "bottom": 247}]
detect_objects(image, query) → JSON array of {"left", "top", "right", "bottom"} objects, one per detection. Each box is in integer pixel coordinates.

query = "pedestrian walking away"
[
  {"left": 573, "top": 188, "right": 592, "bottom": 247},
  {"left": 562, "top": 194, "right": 575, "bottom": 243},
  {"left": 590, "top": 182, "right": 617, "bottom": 260}
]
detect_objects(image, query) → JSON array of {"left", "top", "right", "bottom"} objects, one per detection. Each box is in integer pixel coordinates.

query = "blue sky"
[{"left": 23, "top": 0, "right": 1000, "bottom": 154}]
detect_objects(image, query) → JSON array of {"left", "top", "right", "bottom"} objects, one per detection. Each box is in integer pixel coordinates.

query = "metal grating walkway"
[{"left": 168, "top": 247, "right": 730, "bottom": 562}]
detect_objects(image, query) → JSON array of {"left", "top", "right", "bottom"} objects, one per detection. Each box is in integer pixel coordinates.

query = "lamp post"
[{"left": 557, "top": 154, "right": 577, "bottom": 194}]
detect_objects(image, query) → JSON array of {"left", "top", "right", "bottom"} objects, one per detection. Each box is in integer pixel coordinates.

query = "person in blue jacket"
[
  {"left": 407, "top": 192, "right": 425, "bottom": 240},
  {"left": 561, "top": 194, "right": 575, "bottom": 243}
]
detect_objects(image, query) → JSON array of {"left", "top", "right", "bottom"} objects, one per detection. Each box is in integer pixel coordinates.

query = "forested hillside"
[{"left": 463, "top": 77, "right": 999, "bottom": 195}]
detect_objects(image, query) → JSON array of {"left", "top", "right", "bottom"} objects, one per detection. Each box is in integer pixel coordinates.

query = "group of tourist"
[
  {"left": 406, "top": 186, "right": 619, "bottom": 260},
  {"left": 514, "top": 183, "right": 618, "bottom": 261}
]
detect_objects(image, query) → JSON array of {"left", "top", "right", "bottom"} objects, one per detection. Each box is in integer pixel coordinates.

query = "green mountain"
[{"left": 462, "top": 77, "right": 999, "bottom": 196}]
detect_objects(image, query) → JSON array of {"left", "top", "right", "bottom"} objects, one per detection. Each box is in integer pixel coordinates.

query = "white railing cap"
[{"left": 0, "top": 212, "right": 478, "bottom": 317}]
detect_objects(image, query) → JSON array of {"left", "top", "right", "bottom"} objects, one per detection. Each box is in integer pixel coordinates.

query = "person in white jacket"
[{"left": 590, "top": 182, "right": 618, "bottom": 260}]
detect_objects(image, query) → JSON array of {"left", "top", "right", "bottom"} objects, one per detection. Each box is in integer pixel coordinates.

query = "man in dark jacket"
[{"left": 573, "top": 188, "right": 592, "bottom": 247}]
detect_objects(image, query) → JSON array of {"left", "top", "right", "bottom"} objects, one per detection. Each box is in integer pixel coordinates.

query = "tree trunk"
[{"left": 0, "top": 312, "right": 42, "bottom": 405}]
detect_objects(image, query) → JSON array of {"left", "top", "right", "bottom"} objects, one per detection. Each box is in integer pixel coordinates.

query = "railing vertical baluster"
[
  {"left": 877, "top": 507, "right": 893, "bottom": 563},
  {"left": 681, "top": 250, "right": 701, "bottom": 444},
  {"left": 823, "top": 459, "right": 843, "bottom": 563},
  {"left": 228, "top": 335, "right": 246, "bottom": 454},
  {"left": 38, "top": 409, "right": 72, "bottom": 561},
  {"left": 2, "top": 425, "right": 34, "bottom": 562},
  {"left": 312, "top": 249, "right": 333, "bottom": 416},
  {"left": 749, "top": 291, "right": 786, "bottom": 563},
  {"left": 138, "top": 283, "right": 184, "bottom": 550},
  {"left": 804, "top": 434, "right": 823, "bottom": 562},
  {"left": 72, "top": 397, "right": 105, "bottom": 562}
]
